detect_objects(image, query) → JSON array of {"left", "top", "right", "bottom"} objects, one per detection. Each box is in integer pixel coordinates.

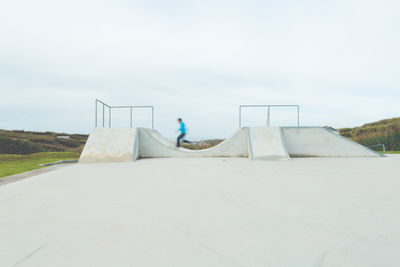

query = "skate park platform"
[
  {"left": 80, "top": 101, "right": 381, "bottom": 163},
  {"left": 79, "top": 126, "right": 382, "bottom": 163}
]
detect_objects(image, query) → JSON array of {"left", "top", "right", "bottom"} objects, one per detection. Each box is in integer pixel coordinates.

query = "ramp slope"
[
  {"left": 139, "top": 127, "right": 249, "bottom": 158},
  {"left": 249, "top": 127, "right": 290, "bottom": 160},
  {"left": 79, "top": 128, "right": 139, "bottom": 163},
  {"left": 282, "top": 127, "right": 383, "bottom": 157}
]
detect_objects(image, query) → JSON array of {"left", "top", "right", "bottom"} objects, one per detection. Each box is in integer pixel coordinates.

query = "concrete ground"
[{"left": 1, "top": 156, "right": 399, "bottom": 267}]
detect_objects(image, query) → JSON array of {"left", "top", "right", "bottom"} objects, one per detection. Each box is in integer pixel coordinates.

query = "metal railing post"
[
  {"left": 152, "top": 107, "right": 154, "bottom": 129},
  {"left": 239, "top": 104, "right": 300, "bottom": 128},
  {"left": 102, "top": 104, "right": 105, "bottom": 127},
  {"left": 95, "top": 99, "right": 97, "bottom": 127},
  {"left": 109, "top": 108, "right": 111, "bottom": 128},
  {"left": 94, "top": 100, "right": 154, "bottom": 129},
  {"left": 368, "top": 144, "right": 386, "bottom": 152},
  {"left": 130, "top": 107, "right": 133, "bottom": 128},
  {"left": 297, "top": 105, "right": 300, "bottom": 127},
  {"left": 239, "top": 106, "right": 241, "bottom": 128}
]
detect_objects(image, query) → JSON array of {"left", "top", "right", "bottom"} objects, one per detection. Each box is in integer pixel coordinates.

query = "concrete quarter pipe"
[{"left": 79, "top": 127, "right": 382, "bottom": 163}]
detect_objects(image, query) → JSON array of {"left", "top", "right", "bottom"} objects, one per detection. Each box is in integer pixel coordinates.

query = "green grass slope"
[
  {"left": 340, "top": 117, "right": 400, "bottom": 151},
  {"left": 0, "top": 152, "right": 81, "bottom": 178}
]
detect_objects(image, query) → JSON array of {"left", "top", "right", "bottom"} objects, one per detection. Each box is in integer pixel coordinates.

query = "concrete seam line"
[
  {"left": 247, "top": 127, "right": 254, "bottom": 160},
  {"left": 38, "top": 160, "right": 78, "bottom": 167},
  {"left": 133, "top": 127, "right": 139, "bottom": 161},
  {"left": 10, "top": 244, "right": 46, "bottom": 267},
  {"left": 279, "top": 127, "right": 291, "bottom": 159},
  {"left": 281, "top": 126, "right": 325, "bottom": 129}
]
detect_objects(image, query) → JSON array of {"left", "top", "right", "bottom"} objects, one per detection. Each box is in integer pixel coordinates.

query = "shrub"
[
  {"left": 340, "top": 118, "right": 400, "bottom": 151},
  {"left": 0, "top": 137, "right": 43, "bottom": 154}
]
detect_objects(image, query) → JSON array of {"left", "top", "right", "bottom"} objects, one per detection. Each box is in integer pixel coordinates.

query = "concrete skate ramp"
[
  {"left": 79, "top": 128, "right": 139, "bottom": 163},
  {"left": 282, "top": 127, "right": 383, "bottom": 157},
  {"left": 79, "top": 126, "right": 382, "bottom": 162},
  {"left": 139, "top": 127, "right": 249, "bottom": 158},
  {"left": 249, "top": 127, "right": 290, "bottom": 160}
]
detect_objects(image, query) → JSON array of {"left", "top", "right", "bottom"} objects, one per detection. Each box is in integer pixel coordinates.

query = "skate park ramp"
[
  {"left": 138, "top": 127, "right": 249, "bottom": 158},
  {"left": 282, "top": 127, "right": 383, "bottom": 157},
  {"left": 248, "top": 127, "right": 289, "bottom": 160},
  {"left": 79, "top": 127, "right": 382, "bottom": 162},
  {"left": 79, "top": 128, "right": 139, "bottom": 163}
]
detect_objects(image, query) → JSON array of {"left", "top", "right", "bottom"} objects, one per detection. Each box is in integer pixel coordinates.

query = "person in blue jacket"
[{"left": 177, "top": 118, "right": 190, "bottom": 147}]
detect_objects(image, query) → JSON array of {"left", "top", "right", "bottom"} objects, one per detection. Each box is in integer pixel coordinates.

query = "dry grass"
[
  {"left": 340, "top": 117, "right": 400, "bottom": 151},
  {"left": 0, "top": 129, "right": 87, "bottom": 154}
]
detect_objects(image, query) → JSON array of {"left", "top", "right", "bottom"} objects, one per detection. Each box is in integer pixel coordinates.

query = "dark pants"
[{"left": 177, "top": 133, "right": 189, "bottom": 147}]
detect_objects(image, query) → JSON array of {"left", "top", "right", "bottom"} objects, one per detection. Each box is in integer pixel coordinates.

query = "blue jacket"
[{"left": 179, "top": 122, "right": 186, "bottom": 134}]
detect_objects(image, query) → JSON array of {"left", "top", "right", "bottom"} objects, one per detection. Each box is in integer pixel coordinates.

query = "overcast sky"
[{"left": 1, "top": 0, "right": 399, "bottom": 139}]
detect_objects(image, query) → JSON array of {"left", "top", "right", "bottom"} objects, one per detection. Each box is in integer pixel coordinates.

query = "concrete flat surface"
[{"left": 1, "top": 156, "right": 399, "bottom": 266}]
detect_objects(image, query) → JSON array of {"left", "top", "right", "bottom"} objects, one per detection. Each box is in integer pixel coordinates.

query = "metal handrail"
[
  {"left": 95, "top": 99, "right": 154, "bottom": 129},
  {"left": 239, "top": 104, "right": 300, "bottom": 128},
  {"left": 368, "top": 144, "right": 386, "bottom": 152}
]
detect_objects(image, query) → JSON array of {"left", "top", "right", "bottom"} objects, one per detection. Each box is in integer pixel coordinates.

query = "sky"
[{"left": 1, "top": 0, "right": 399, "bottom": 140}]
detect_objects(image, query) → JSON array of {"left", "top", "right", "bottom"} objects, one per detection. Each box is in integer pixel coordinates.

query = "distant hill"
[
  {"left": 339, "top": 117, "right": 400, "bottom": 151},
  {"left": 0, "top": 129, "right": 88, "bottom": 155}
]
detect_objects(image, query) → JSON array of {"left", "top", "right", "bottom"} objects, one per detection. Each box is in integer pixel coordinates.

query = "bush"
[
  {"left": 0, "top": 137, "right": 43, "bottom": 154},
  {"left": 56, "top": 138, "right": 80, "bottom": 148},
  {"left": 340, "top": 118, "right": 400, "bottom": 151}
]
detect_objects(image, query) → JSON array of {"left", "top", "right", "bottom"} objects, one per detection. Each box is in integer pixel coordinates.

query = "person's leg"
[
  {"left": 180, "top": 134, "right": 192, "bottom": 144},
  {"left": 177, "top": 133, "right": 185, "bottom": 147},
  {"left": 181, "top": 134, "right": 188, "bottom": 144}
]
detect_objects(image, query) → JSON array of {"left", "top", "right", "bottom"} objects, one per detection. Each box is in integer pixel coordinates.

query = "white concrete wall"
[
  {"left": 79, "top": 128, "right": 139, "bottom": 163},
  {"left": 282, "top": 127, "right": 383, "bottom": 157},
  {"left": 248, "top": 127, "right": 289, "bottom": 160}
]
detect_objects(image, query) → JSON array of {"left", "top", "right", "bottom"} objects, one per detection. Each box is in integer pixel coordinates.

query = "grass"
[
  {"left": 381, "top": 151, "right": 400, "bottom": 154},
  {"left": 340, "top": 117, "right": 400, "bottom": 151},
  {"left": 0, "top": 152, "right": 80, "bottom": 178},
  {"left": 181, "top": 139, "right": 224, "bottom": 150}
]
